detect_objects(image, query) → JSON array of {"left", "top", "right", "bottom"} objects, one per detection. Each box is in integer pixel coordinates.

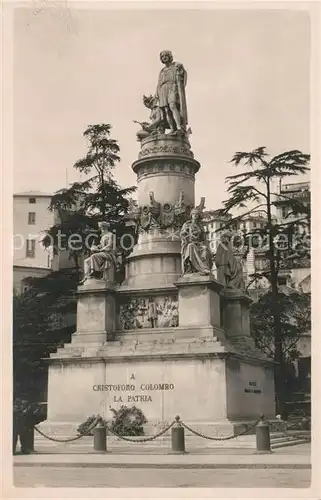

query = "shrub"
[
  {"left": 109, "top": 405, "right": 147, "bottom": 436},
  {"left": 77, "top": 414, "right": 108, "bottom": 436}
]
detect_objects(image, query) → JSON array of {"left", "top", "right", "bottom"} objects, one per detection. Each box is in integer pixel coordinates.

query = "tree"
[
  {"left": 44, "top": 124, "right": 136, "bottom": 269},
  {"left": 250, "top": 290, "right": 311, "bottom": 363},
  {"left": 218, "top": 147, "right": 310, "bottom": 414},
  {"left": 13, "top": 269, "right": 78, "bottom": 400},
  {"left": 251, "top": 290, "right": 311, "bottom": 413}
]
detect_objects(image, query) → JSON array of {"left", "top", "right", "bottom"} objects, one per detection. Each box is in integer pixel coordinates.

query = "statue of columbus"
[{"left": 156, "top": 50, "right": 188, "bottom": 135}]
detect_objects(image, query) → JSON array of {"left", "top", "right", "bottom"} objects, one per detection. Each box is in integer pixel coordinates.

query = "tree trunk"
[{"left": 266, "top": 179, "right": 285, "bottom": 416}]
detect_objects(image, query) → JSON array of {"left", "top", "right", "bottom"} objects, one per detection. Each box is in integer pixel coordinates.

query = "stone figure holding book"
[{"left": 81, "top": 222, "right": 117, "bottom": 284}]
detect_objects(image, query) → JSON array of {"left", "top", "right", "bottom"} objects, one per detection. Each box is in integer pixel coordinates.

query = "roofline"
[
  {"left": 13, "top": 193, "right": 53, "bottom": 198},
  {"left": 13, "top": 265, "right": 51, "bottom": 272}
]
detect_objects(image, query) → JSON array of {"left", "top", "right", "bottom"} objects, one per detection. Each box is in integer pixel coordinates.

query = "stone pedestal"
[
  {"left": 73, "top": 280, "right": 116, "bottom": 343},
  {"left": 133, "top": 133, "right": 199, "bottom": 209},
  {"left": 42, "top": 128, "right": 276, "bottom": 441},
  {"left": 43, "top": 336, "right": 275, "bottom": 435},
  {"left": 175, "top": 274, "right": 224, "bottom": 339},
  {"left": 222, "top": 288, "right": 252, "bottom": 338},
  {"left": 120, "top": 229, "right": 181, "bottom": 291},
  {"left": 121, "top": 134, "right": 200, "bottom": 292}
]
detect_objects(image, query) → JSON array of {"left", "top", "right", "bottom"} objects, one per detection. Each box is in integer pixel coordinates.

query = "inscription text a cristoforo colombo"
[{"left": 93, "top": 383, "right": 175, "bottom": 391}]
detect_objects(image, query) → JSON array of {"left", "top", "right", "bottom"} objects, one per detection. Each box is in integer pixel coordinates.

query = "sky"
[{"left": 13, "top": 5, "right": 310, "bottom": 209}]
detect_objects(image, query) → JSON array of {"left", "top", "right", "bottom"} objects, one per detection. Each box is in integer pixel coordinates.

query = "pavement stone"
[
  {"left": 14, "top": 443, "right": 311, "bottom": 469},
  {"left": 13, "top": 466, "right": 312, "bottom": 488}
]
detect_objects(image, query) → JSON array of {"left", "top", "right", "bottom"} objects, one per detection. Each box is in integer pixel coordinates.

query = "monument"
[{"left": 40, "top": 51, "right": 275, "bottom": 438}]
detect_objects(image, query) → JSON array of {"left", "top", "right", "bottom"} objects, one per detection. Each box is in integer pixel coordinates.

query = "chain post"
[
  {"left": 93, "top": 420, "right": 107, "bottom": 453},
  {"left": 171, "top": 415, "right": 186, "bottom": 454},
  {"left": 255, "top": 414, "right": 271, "bottom": 454}
]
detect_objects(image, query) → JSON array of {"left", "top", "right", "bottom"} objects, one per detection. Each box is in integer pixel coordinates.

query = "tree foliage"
[
  {"left": 13, "top": 269, "right": 79, "bottom": 400},
  {"left": 250, "top": 290, "right": 311, "bottom": 363},
  {"left": 44, "top": 124, "right": 136, "bottom": 268}
]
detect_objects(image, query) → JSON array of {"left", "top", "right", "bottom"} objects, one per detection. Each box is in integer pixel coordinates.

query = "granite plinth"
[
  {"left": 136, "top": 133, "right": 195, "bottom": 160},
  {"left": 43, "top": 130, "right": 276, "bottom": 441},
  {"left": 74, "top": 280, "right": 116, "bottom": 343},
  {"left": 223, "top": 288, "right": 252, "bottom": 338},
  {"left": 121, "top": 230, "right": 181, "bottom": 290},
  {"left": 46, "top": 336, "right": 275, "bottom": 428},
  {"left": 132, "top": 134, "right": 200, "bottom": 208},
  {"left": 175, "top": 274, "right": 224, "bottom": 338}
]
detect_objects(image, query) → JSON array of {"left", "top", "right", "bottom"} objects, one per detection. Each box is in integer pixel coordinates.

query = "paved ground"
[
  {"left": 13, "top": 442, "right": 311, "bottom": 467},
  {"left": 13, "top": 442, "right": 311, "bottom": 488},
  {"left": 13, "top": 466, "right": 311, "bottom": 488}
]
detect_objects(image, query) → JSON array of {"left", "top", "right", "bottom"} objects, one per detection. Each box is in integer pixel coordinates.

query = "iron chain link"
[
  {"left": 179, "top": 419, "right": 259, "bottom": 441},
  {"left": 104, "top": 421, "right": 176, "bottom": 442},
  {"left": 33, "top": 415, "right": 310, "bottom": 445},
  {"left": 33, "top": 416, "right": 101, "bottom": 443}
]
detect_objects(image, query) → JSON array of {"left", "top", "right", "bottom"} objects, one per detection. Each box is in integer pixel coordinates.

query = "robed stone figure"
[
  {"left": 156, "top": 50, "right": 188, "bottom": 134},
  {"left": 180, "top": 206, "right": 212, "bottom": 275},
  {"left": 81, "top": 222, "right": 117, "bottom": 284},
  {"left": 215, "top": 231, "right": 245, "bottom": 289}
]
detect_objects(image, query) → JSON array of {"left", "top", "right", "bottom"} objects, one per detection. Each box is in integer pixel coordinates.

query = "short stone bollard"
[
  {"left": 93, "top": 421, "right": 107, "bottom": 452},
  {"left": 171, "top": 415, "right": 186, "bottom": 454},
  {"left": 256, "top": 414, "right": 271, "bottom": 453}
]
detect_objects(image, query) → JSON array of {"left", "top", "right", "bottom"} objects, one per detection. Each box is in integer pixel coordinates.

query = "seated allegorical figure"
[
  {"left": 80, "top": 221, "right": 117, "bottom": 284},
  {"left": 180, "top": 200, "right": 212, "bottom": 275}
]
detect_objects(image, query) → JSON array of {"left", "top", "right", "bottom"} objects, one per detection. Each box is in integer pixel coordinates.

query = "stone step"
[
  {"left": 271, "top": 438, "right": 309, "bottom": 449},
  {"left": 270, "top": 434, "right": 307, "bottom": 443}
]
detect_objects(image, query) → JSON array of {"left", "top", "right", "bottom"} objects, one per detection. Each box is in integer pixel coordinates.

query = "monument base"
[{"left": 44, "top": 335, "right": 275, "bottom": 440}]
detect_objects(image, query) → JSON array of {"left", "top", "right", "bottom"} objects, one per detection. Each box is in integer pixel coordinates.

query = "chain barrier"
[
  {"left": 33, "top": 416, "right": 101, "bottom": 443},
  {"left": 103, "top": 420, "right": 176, "bottom": 443},
  {"left": 179, "top": 419, "right": 259, "bottom": 441},
  {"left": 33, "top": 414, "right": 310, "bottom": 446}
]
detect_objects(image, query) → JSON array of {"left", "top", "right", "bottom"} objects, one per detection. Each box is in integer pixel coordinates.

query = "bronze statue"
[
  {"left": 156, "top": 50, "right": 188, "bottom": 135},
  {"left": 180, "top": 198, "right": 212, "bottom": 275},
  {"left": 215, "top": 230, "right": 245, "bottom": 289}
]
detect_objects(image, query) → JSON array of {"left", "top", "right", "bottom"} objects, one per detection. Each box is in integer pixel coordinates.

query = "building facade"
[
  {"left": 13, "top": 191, "right": 75, "bottom": 294},
  {"left": 14, "top": 191, "right": 55, "bottom": 269}
]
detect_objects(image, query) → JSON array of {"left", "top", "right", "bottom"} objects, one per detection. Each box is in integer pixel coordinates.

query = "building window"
[
  {"left": 28, "top": 212, "right": 36, "bottom": 225},
  {"left": 29, "top": 197, "right": 36, "bottom": 204},
  {"left": 26, "top": 239, "right": 36, "bottom": 258}
]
